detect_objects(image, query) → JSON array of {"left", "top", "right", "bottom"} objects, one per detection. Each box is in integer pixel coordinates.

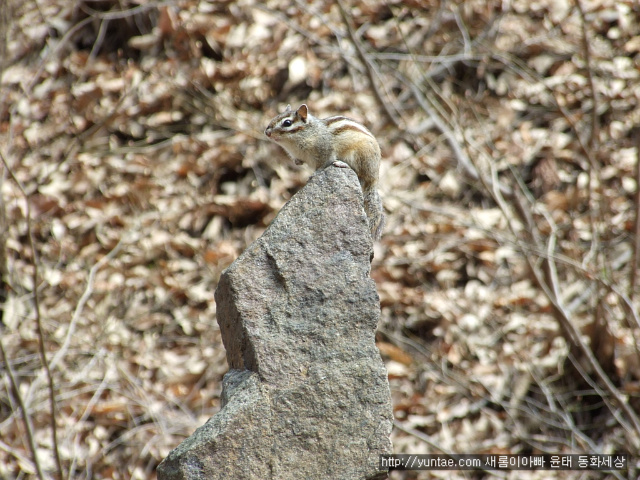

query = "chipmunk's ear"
[
  {"left": 297, "top": 104, "right": 308, "bottom": 122},
  {"left": 284, "top": 104, "right": 291, "bottom": 113}
]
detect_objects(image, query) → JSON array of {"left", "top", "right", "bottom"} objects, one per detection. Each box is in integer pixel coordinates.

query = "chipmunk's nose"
[{"left": 265, "top": 127, "right": 272, "bottom": 137}]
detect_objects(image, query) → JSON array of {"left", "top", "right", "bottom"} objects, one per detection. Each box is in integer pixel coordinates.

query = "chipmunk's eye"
[{"left": 282, "top": 119, "right": 293, "bottom": 127}]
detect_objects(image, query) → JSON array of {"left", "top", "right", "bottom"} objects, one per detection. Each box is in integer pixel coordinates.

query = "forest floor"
[{"left": 1, "top": 0, "right": 640, "bottom": 479}]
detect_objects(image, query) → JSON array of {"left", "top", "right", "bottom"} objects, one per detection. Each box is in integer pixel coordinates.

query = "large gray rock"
[{"left": 157, "top": 165, "right": 393, "bottom": 480}]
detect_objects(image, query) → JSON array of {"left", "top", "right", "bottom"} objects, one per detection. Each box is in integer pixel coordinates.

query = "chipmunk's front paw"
[{"left": 332, "top": 160, "right": 349, "bottom": 169}]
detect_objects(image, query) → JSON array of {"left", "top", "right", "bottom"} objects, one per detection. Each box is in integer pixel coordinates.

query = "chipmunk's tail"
[{"left": 363, "top": 188, "right": 385, "bottom": 241}]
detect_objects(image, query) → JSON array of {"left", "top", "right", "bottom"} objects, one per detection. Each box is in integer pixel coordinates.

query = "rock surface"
[{"left": 157, "top": 165, "right": 393, "bottom": 480}]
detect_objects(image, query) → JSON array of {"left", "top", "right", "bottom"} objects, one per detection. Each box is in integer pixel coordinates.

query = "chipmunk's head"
[{"left": 264, "top": 104, "right": 309, "bottom": 142}]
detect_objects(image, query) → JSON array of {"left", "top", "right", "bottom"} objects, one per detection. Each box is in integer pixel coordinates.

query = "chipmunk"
[{"left": 265, "top": 104, "right": 385, "bottom": 240}]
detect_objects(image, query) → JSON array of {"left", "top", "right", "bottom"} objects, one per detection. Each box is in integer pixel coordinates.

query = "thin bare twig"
[
  {"left": 393, "top": 420, "right": 508, "bottom": 478},
  {"left": 48, "top": 236, "right": 125, "bottom": 373},
  {"left": 630, "top": 129, "right": 640, "bottom": 303},
  {"left": 254, "top": 3, "right": 331, "bottom": 49},
  {"left": 392, "top": 419, "right": 453, "bottom": 455},
  {"left": 575, "top": 0, "right": 599, "bottom": 152},
  {"left": 0, "top": 338, "right": 45, "bottom": 480},
  {"left": 79, "top": 0, "right": 173, "bottom": 21},
  {"left": 567, "top": 351, "right": 636, "bottom": 439},
  {"left": 0, "top": 150, "right": 64, "bottom": 479},
  {"left": 335, "top": 0, "right": 404, "bottom": 128},
  {"left": 452, "top": 5, "right": 472, "bottom": 56},
  {"left": 575, "top": 0, "right": 602, "bottom": 277}
]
